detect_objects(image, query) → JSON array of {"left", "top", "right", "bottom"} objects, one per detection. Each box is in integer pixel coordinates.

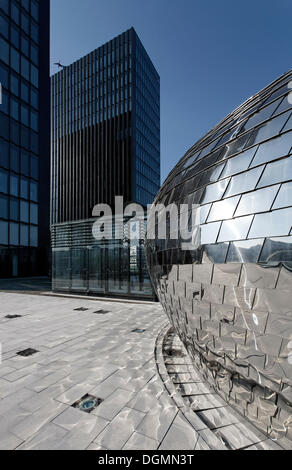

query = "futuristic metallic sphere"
[{"left": 146, "top": 70, "right": 292, "bottom": 445}]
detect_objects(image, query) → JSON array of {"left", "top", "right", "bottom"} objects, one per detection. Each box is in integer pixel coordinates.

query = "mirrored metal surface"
[{"left": 146, "top": 70, "right": 292, "bottom": 446}]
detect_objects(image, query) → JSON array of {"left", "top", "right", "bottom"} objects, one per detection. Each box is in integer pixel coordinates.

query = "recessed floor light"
[
  {"left": 94, "top": 310, "right": 110, "bottom": 315},
  {"left": 132, "top": 329, "right": 146, "bottom": 334},
  {"left": 17, "top": 348, "right": 39, "bottom": 357},
  {"left": 72, "top": 394, "right": 103, "bottom": 414},
  {"left": 74, "top": 307, "right": 89, "bottom": 312},
  {"left": 5, "top": 315, "right": 22, "bottom": 319}
]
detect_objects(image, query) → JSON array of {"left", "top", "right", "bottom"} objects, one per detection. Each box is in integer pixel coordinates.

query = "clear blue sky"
[{"left": 51, "top": 0, "right": 292, "bottom": 183}]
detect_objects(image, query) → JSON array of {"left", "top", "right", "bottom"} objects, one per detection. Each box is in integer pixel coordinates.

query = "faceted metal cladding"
[{"left": 146, "top": 70, "right": 292, "bottom": 446}]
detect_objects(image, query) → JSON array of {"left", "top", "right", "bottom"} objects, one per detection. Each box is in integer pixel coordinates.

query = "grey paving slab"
[
  {"left": 16, "top": 423, "right": 69, "bottom": 450},
  {"left": 11, "top": 401, "right": 68, "bottom": 441},
  {"left": 159, "top": 413, "right": 199, "bottom": 450},
  {"left": 92, "top": 388, "right": 136, "bottom": 421},
  {"left": 0, "top": 431, "right": 23, "bottom": 450},
  {"left": 94, "top": 407, "right": 145, "bottom": 449},
  {"left": 123, "top": 432, "right": 160, "bottom": 450}
]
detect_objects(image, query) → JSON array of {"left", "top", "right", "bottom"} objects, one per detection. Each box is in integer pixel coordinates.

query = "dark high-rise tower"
[
  {"left": 51, "top": 28, "right": 160, "bottom": 225},
  {"left": 0, "top": 0, "right": 50, "bottom": 277}
]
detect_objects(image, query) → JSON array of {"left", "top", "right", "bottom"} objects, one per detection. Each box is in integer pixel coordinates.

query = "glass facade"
[
  {"left": 52, "top": 217, "right": 155, "bottom": 300},
  {"left": 146, "top": 70, "right": 292, "bottom": 446},
  {"left": 0, "top": 0, "right": 50, "bottom": 277},
  {"left": 51, "top": 28, "right": 160, "bottom": 225}
]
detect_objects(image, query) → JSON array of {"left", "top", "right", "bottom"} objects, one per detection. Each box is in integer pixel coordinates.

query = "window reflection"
[
  {"left": 273, "top": 182, "right": 292, "bottom": 209},
  {"left": 226, "top": 239, "right": 264, "bottom": 263},
  {"left": 218, "top": 215, "right": 253, "bottom": 242},
  {"left": 282, "top": 115, "right": 292, "bottom": 132},
  {"left": 224, "top": 167, "right": 263, "bottom": 198},
  {"left": 252, "top": 130, "right": 292, "bottom": 167},
  {"left": 274, "top": 94, "right": 292, "bottom": 115},
  {"left": 244, "top": 98, "right": 282, "bottom": 132},
  {"left": 258, "top": 155, "right": 292, "bottom": 188},
  {"left": 220, "top": 148, "right": 257, "bottom": 179},
  {"left": 259, "top": 236, "right": 292, "bottom": 264},
  {"left": 249, "top": 207, "right": 292, "bottom": 239},
  {"left": 248, "top": 111, "right": 291, "bottom": 147},
  {"left": 201, "top": 178, "right": 230, "bottom": 204},
  {"left": 235, "top": 186, "right": 279, "bottom": 217},
  {"left": 200, "top": 221, "right": 221, "bottom": 244},
  {"left": 204, "top": 243, "right": 229, "bottom": 263},
  {"left": 208, "top": 195, "right": 240, "bottom": 222}
]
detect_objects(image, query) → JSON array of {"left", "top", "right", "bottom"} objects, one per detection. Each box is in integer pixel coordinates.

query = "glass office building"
[
  {"left": 51, "top": 27, "right": 160, "bottom": 224},
  {"left": 52, "top": 216, "right": 155, "bottom": 300},
  {"left": 0, "top": 0, "right": 50, "bottom": 277}
]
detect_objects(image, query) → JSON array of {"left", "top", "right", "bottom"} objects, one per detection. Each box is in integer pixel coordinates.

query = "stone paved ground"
[
  {"left": 0, "top": 292, "right": 183, "bottom": 450},
  {"left": 0, "top": 292, "right": 285, "bottom": 451}
]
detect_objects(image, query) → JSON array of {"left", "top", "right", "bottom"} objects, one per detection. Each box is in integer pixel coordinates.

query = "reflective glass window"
[
  {"left": 249, "top": 111, "right": 291, "bottom": 147},
  {"left": 218, "top": 215, "right": 253, "bottom": 242},
  {"left": 0, "top": 194, "right": 8, "bottom": 219},
  {"left": 263, "top": 84, "right": 290, "bottom": 107},
  {"left": 21, "top": 151, "right": 29, "bottom": 175},
  {"left": 201, "top": 178, "right": 230, "bottom": 204},
  {"left": 10, "top": 47, "right": 20, "bottom": 73},
  {"left": 30, "top": 181, "right": 38, "bottom": 201},
  {"left": 258, "top": 156, "right": 292, "bottom": 188},
  {"left": 10, "top": 97, "right": 19, "bottom": 120},
  {"left": 259, "top": 236, "right": 292, "bottom": 264},
  {"left": 30, "top": 203, "right": 38, "bottom": 224},
  {"left": 0, "top": 220, "right": 8, "bottom": 245},
  {"left": 244, "top": 99, "right": 283, "bottom": 131},
  {"left": 0, "top": 61, "right": 9, "bottom": 88},
  {"left": 235, "top": 186, "right": 279, "bottom": 217},
  {"left": 21, "top": 81, "right": 29, "bottom": 103},
  {"left": 200, "top": 221, "right": 221, "bottom": 245},
  {"left": 10, "top": 25, "right": 19, "bottom": 48},
  {"left": 249, "top": 208, "right": 292, "bottom": 239},
  {"left": 10, "top": 73, "right": 19, "bottom": 96},
  {"left": 198, "top": 203, "right": 211, "bottom": 224},
  {"left": 0, "top": 36, "right": 9, "bottom": 64},
  {"left": 21, "top": 56, "right": 29, "bottom": 80},
  {"left": 220, "top": 129, "right": 254, "bottom": 160},
  {"left": 10, "top": 198, "right": 18, "bottom": 221},
  {"left": 282, "top": 115, "right": 292, "bottom": 132},
  {"left": 272, "top": 182, "right": 292, "bottom": 210},
  {"left": 20, "top": 177, "right": 29, "bottom": 199},
  {"left": 20, "top": 224, "right": 29, "bottom": 246},
  {"left": 252, "top": 130, "right": 292, "bottom": 167},
  {"left": 30, "top": 155, "right": 38, "bottom": 179},
  {"left": 275, "top": 94, "right": 292, "bottom": 115},
  {"left": 0, "top": 0, "right": 9, "bottom": 14},
  {"left": 10, "top": 174, "right": 18, "bottom": 196},
  {"left": 9, "top": 222, "right": 19, "bottom": 246},
  {"left": 220, "top": 147, "right": 257, "bottom": 179},
  {"left": 205, "top": 243, "right": 229, "bottom": 263},
  {"left": 30, "top": 226, "right": 38, "bottom": 247},
  {"left": 21, "top": 35, "right": 29, "bottom": 56},
  {"left": 20, "top": 200, "right": 29, "bottom": 223},
  {"left": 208, "top": 195, "right": 240, "bottom": 222},
  {"left": 0, "top": 12, "right": 8, "bottom": 38},
  {"left": 226, "top": 239, "right": 264, "bottom": 263},
  {"left": 0, "top": 138, "right": 9, "bottom": 168},
  {"left": 0, "top": 169, "right": 8, "bottom": 194},
  {"left": 11, "top": 2, "right": 20, "bottom": 24},
  {"left": 224, "top": 167, "right": 263, "bottom": 198}
]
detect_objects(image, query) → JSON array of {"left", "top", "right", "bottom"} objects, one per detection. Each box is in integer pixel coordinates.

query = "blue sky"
[{"left": 51, "top": 0, "right": 292, "bottom": 183}]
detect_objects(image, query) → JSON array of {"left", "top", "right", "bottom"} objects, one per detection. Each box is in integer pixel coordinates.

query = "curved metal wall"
[{"left": 146, "top": 70, "right": 292, "bottom": 445}]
